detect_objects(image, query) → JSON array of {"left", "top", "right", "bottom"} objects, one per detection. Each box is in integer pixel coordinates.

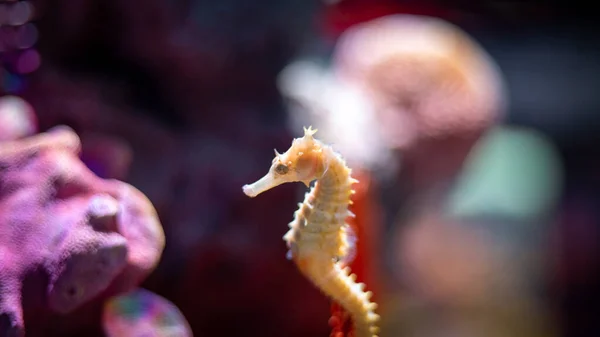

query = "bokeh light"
[
  {"left": 103, "top": 289, "right": 192, "bottom": 337},
  {"left": 0, "top": 94, "right": 37, "bottom": 140},
  {"left": 448, "top": 126, "right": 563, "bottom": 221},
  {"left": 15, "top": 47, "right": 39, "bottom": 73}
]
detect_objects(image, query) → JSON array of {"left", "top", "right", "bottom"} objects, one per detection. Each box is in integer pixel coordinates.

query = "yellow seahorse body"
[{"left": 243, "top": 126, "right": 379, "bottom": 337}]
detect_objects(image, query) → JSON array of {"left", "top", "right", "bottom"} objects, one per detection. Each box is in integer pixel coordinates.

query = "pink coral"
[{"left": 0, "top": 126, "right": 164, "bottom": 336}]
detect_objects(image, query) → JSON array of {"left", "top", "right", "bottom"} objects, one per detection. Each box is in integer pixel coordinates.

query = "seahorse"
[{"left": 243, "top": 126, "right": 379, "bottom": 337}]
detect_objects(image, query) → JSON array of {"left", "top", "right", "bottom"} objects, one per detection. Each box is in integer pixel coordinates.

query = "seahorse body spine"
[{"left": 283, "top": 145, "right": 379, "bottom": 337}]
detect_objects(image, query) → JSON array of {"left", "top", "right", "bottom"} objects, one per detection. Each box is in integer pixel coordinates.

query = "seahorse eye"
[{"left": 275, "top": 164, "right": 289, "bottom": 175}]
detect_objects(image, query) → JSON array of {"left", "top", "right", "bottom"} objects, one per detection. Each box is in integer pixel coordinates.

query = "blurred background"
[{"left": 1, "top": 0, "right": 599, "bottom": 336}]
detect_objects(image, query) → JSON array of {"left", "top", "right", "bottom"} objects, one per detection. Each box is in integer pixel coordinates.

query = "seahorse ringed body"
[{"left": 243, "top": 126, "right": 379, "bottom": 337}]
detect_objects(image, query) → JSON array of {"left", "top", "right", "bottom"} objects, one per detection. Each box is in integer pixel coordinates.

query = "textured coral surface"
[{"left": 0, "top": 127, "right": 164, "bottom": 336}]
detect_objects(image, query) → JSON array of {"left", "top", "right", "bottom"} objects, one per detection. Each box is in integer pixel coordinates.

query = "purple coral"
[{"left": 0, "top": 126, "right": 165, "bottom": 336}]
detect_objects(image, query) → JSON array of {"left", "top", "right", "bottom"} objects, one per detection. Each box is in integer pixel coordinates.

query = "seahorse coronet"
[{"left": 243, "top": 127, "right": 379, "bottom": 337}]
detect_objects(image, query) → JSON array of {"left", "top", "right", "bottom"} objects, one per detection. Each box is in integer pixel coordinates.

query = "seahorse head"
[{"left": 243, "top": 126, "right": 326, "bottom": 197}]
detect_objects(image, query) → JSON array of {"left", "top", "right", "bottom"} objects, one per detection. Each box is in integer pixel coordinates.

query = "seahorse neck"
[{"left": 311, "top": 147, "right": 353, "bottom": 203}]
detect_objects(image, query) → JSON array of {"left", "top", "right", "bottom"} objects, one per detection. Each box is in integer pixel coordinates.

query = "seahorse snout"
[{"left": 243, "top": 172, "right": 285, "bottom": 197}]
